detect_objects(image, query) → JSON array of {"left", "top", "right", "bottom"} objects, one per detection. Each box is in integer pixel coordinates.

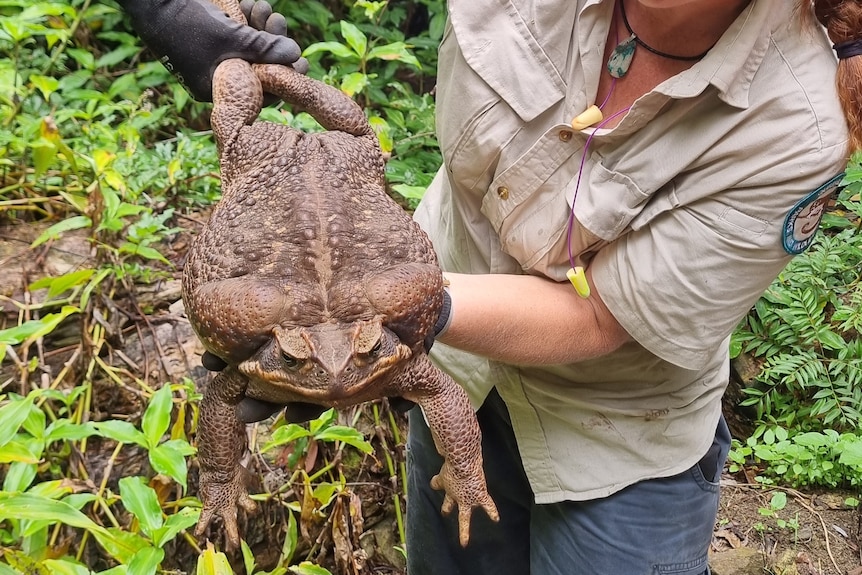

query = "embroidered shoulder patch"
[{"left": 782, "top": 173, "right": 845, "bottom": 255}]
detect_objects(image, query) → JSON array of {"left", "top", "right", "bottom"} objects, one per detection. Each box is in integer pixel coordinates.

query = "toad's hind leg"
[{"left": 398, "top": 355, "right": 499, "bottom": 546}]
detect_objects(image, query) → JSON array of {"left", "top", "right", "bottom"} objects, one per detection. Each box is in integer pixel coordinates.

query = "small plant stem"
[{"left": 373, "top": 403, "right": 406, "bottom": 547}]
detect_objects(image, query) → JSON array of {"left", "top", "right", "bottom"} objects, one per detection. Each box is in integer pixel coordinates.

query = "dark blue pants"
[{"left": 406, "top": 388, "right": 730, "bottom": 575}]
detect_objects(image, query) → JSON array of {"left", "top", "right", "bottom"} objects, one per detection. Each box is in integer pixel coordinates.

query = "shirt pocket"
[
  {"left": 479, "top": 124, "right": 591, "bottom": 271},
  {"left": 436, "top": 4, "right": 566, "bottom": 195}
]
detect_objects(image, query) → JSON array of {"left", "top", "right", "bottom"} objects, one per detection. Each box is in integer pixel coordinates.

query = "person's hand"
[{"left": 118, "top": 0, "right": 303, "bottom": 101}]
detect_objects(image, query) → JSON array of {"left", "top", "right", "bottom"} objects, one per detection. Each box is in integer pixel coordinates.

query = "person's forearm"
[{"left": 437, "top": 270, "right": 631, "bottom": 365}]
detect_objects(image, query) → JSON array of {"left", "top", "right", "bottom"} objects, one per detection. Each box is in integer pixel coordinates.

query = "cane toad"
[{"left": 181, "top": 0, "right": 498, "bottom": 550}]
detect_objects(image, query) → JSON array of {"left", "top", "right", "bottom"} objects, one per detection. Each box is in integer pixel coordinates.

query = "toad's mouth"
[{"left": 238, "top": 343, "right": 413, "bottom": 407}]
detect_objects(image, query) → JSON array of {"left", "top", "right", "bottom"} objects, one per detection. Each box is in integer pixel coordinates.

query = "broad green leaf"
[
  {"left": 126, "top": 545, "right": 163, "bottom": 575},
  {"left": 340, "top": 72, "right": 368, "bottom": 97},
  {"left": 31, "top": 216, "right": 92, "bottom": 247},
  {"left": 118, "top": 242, "right": 170, "bottom": 264},
  {"left": 95, "top": 45, "right": 141, "bottom": 69},
  {"left": 241, "top": 540, "right": 256, "bottom": 575},
  {"left": 0, "top": 392, "right": 37, "bottom": 449},
  {"left": 315, "top": 425, "right": 373, "bottom": 454},
  {"left": 119, "top": 477, "right": 164, "bottom": 537},
  {"left": 197, "top": 545, "right": 234, "bottom": 575},
  {"left": 340, "top": 21, "right": 367, "bottom": 57},
  {"left": 44, "top": 419, "right": 96, "bottom": 443},
  {"left": 3, "top": 461, "right": 37, "bottom": 492},
  {"left": 0, "top": 307, "right": 79, "bottom": 362},
  {"left": 142, "top": 385, "right": 173, "bottom": 448},
  {"left": 262, "top": 423, "right": 310, "bottom": 452},
  {"left": 29, "top": 269, "right": 95, "bottom": 299},
  {"left": 30, "top": 74, "right": 59, "bottom": 100},
  {"left": 0, "top": 492, "right": 115, "bottom": 542},
  {"left": 302, "top": 41, "right": 357, "bottom": 60},
  {"left": 368, "top": 42, "right": 421, "bottom": 68},
  {"left": 290, "top": 562, "right": 333, "bottom": 575},
  {"left": 838, "top": 440, "right": 862, "bottom": 467},
  {"left": 391, "top": 184, "right": 426, "bottom": 201},
  {"left": 152, "top": 507, "right": 199, "bottom": 548},
  {"left": 149, "top": 442, "right": 189, "bottom": 488},
  {"left": 40, "top": 559, "right": 93, "bottom": 575},
  {"left": 92, "top": 420, "right": 147, "bottom": 447},
  {"left": 280, "top": 509, "right": 298, "bottom": 565},
  {"left": 99, "top": 527, "right": 150, "bottom": 564},
  {"left": 791, "top": 432, "right": 830, "bottom": 448}
]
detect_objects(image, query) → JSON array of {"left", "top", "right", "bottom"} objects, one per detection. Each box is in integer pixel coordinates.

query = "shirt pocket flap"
[{"left": 449, "top": 0, "right": 565, "bottom": 122}]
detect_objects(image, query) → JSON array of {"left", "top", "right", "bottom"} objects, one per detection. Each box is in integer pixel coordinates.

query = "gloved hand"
[{"left": 117, "top": 0, "right": 303, "bottom": 101}]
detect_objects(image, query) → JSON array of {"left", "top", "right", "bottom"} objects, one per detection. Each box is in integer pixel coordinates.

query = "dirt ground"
[{"left": 714, "top": 475, "right": 861, "bottom": 575}]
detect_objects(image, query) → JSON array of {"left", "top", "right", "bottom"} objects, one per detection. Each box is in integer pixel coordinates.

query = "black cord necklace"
[{"left": 607, "top": 0, "right": 712, "bottom": 78}]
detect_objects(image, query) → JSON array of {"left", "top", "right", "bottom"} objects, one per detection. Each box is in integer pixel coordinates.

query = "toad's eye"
[
  {"left": 281, "top": 352, "right": 301, "bottom": 370},
  {"left": 369, "top": 340, "right": 383, "bottom": 357}
]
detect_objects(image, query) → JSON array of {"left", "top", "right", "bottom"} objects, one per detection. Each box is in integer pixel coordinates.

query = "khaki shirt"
[{"left": 414, "top": 0, "right": 849, "bottom": 501}]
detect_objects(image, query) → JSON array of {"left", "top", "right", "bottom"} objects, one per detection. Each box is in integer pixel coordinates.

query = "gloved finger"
[
  {"left": 292, "top": 57, "right": 309, "bottom": 75},
  {"left": 388, "top": 397, "right": 417, "bottom": 413},
  {"left": 201, "top": 351, "right": 228, "bottom": 371},
  {"left": 264, "top": 12, "right": 287, "bottom": 36},
  {"left": 236, "top": 397, "right": 283, "bottom": 423},
  {"left": 284, "top": 402, "right": 328, "bottom": 423},
  {"left": 245, "top": 31, "right": 302, "bottom": 66},
  {"left": 248, "top": 1, "right": 273, "bottom": 31},
  {"left": 239, "top": 0, "right": 255, "bottom": 22}
]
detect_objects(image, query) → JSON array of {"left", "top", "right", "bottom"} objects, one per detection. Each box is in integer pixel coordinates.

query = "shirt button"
[
  {"left": 497, "top": 186, "right": 509, "bottom": 200},
  {"left": 559, "top": 130, "right": 573, "bottom": 142}
]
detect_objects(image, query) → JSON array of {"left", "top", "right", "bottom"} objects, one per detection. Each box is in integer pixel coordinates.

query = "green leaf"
[
  {"left": 149, "top": 442, "right": 190, "bottom": 488},
  {"left": 152, "top": 507, "right": 199, "bottom": 548},
  {"left": 262, "top": 423, "right": 311, "bottom": 452},
  {"left": 3, "top": 462, "right": 37, "bottom": 492},
  {"left": 92, "top": 420, "right": 147, "bottom": 447},
  {"left": 302, "top": 41, "right": 357, "bottom": 60},
  {"left": 197, "top": 546, "right": 234, "bottom": 575},
  {"left": 340, "top": 72, "right": 368, "bottom": 97},
  {"left": 31, "top": 216, "right": 92, "bottom": 247},
  {"left": 0, "top": 392, "right": 37, "bottom": 449},
  {"left": 314, "top": 425, "right": 373, "bottom": 454},
  {"left": 29, "top": 269, "right": 95, "bottom": 299},
  {"left": 290, "top": 562, "right": 334, "bottom": 575},
  {"left": 30, "top": 74, "right": 60, "bottom": 100},
  {"left": 838, "top": 440, "right": 862, "bottom": 468},
  {"left": 118, "top": 242, "right": 170, "bottom": 264},
  {"left": 368, "top": 42, "right": 421, "bottom": 68},
  {"left": 340, "top": 21, "right": 367, "bottom": 57},
  {"left": 40, "top": 559, "right": 93, "bottom": 575},
  {"left": 119, "top": 476, "right": 164, "bottom": 537},
  {"left": 0, "top": 492, "right": 118, "bottom": 549},
  {"left": 95, "top": 45, "right": 141, "bottom": 69},
  {"left": 44, "top": 419, "right": 96, "bottom": 443},
  {"left": 142, "top": 385, "right": 173, "bottom": 448},
  {"left": 0, "top": 306, "right": 79, "bottom": 362},
  {"left": 391, "top": 184, "right": 426, "bottom": 201},
  {"left": 126, "top": 545, "right": 164, "bottom": 575}
]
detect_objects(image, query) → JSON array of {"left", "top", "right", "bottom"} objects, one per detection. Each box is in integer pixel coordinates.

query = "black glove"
[{"left": 118, "top": 0, "right": 302, "bottom": 101}]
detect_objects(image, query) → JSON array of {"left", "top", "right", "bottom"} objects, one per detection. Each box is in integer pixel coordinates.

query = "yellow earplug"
[
  {"left": 571, "top": 105, "right": 604, "bottom": 130},
  {"left": 566, "top": 266, "right": 591, "bottom": 298}
]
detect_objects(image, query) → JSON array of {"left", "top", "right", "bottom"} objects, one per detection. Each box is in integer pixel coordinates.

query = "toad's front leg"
[
  {"left": 195, "top": 367, "right": 257, "bottom": 550},
  {"left": 399, "top": 355, "right": 499, "bottom": 546}
]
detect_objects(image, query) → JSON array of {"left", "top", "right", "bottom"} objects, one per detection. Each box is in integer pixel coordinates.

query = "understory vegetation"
[{"left": 1, "top": 1, "right": 861, "bottom": 573}]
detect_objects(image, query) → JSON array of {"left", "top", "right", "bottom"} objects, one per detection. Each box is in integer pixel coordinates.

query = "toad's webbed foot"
[
  {"left": 430, "top": 459, "right": 499, "bottom": 547},
  {"left": 195, "top": 466, "right": 257, "bottom": 550}
]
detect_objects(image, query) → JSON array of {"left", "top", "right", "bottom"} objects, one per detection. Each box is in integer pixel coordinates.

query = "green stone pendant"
[{"left": 607, "top": 33, "right": 637, "bottom": 78}]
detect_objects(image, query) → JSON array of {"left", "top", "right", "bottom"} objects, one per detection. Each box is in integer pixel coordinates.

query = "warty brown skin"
[{"left": 181, "top": 1, "right": 497, "bottom": 551}]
